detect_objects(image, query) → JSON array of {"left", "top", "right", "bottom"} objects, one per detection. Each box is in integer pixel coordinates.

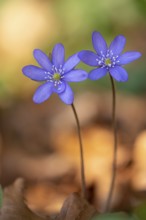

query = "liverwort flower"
[
  {"left": 78, "top": 31, "right": 141, "bottom": 82},
  {"left": 22, "top": 43, "right": 88, "bottom": 198},
  {"left": 22, "top": 43, "right": 87, "bottom": 105}
]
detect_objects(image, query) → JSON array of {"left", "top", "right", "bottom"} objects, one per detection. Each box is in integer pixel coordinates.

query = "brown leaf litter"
[{"left": 0, "top": 178, "right": 96, "bottom": 220}]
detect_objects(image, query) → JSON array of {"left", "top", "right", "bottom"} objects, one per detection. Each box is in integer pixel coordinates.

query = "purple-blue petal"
[
  {"left": 118, "top": 51, "right": 141, "bottom": 65},
  {"left": 22, "top": 65, "right": 47, "bottom": 81},
  {"left": 109, "top": 35, "right": 126, "bottom": 56},
  {"left": 33, "top": 82, "right": 53, "bottom": 103},
  {"left": 78, "top": 50, "right": 98, "bottom": 66},
  {"left": 52, "top": 43, "right": 65, "bottom": 68},
  {"left": 63, "top": 53, "right": 80, "bottom": 72},
  {"left": 88, "top": 67, "right": 107, "bottom": 80},
  {"left": 58, "top": 83, "right": 74, "bottom": 105},
  {"left": 92, "top": 31, "right": 107, "bottom": 56},
  {"left": 33, "top": 49, "right": 53, "bottom": 72},
  {"left": 64, "top": 69, "right": 88, "bottom": 82},
  {"left": 109, "top": 66, "right": 128, "bottom": 82},
  {"left": 53, "top": 80, "right": 66, "bottom": 94}
]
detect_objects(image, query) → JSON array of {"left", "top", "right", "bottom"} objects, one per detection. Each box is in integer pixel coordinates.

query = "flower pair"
[{"left": 22, "top": 32, "right": 141, "bottom": 105}]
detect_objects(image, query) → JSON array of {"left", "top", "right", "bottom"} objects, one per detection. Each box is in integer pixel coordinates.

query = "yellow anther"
[
  {"left": 105, "top": 58, "right": 111, "bottom": 66},
  {"left": 53, "top": 73, "right": 60, "bottom": 81}
]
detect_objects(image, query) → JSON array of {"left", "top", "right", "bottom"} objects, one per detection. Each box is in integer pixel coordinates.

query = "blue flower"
[
  {"left": 22, "top": 43, "right": 88, "bottom": 105},
  {"left": 78, "top": 32, "right": 141, "bottom": 82}
]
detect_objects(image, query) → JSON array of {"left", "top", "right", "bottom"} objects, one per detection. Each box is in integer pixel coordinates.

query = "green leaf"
[
  {"left": 91, "top": 212, "right": 139, "bottom": 220},
  {"left": 134, "top": 201, "right": 146, "bottom": 220}
]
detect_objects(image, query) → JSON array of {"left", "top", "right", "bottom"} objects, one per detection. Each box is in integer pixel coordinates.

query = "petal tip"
[
  {"left": 117, "top": 34, "right": 126, "bottom": 39},
  {"left": 33, "top": 49, "right": 41, "bottom": 57},
  {"left": 78, "top": 51, "right": 85, "bottom": 59},
  {"left": 32, "top": 97, "right": 43, "bottom": 104},
  {"left": 55, "top": 43, "right": 64, "bottom": 49},
  {"left": 22, "top": 66, "right": 29, "bottom": 75},
  {"left": 92, "top": 31, "right": 101, "bottom": 36},
  {"left": 136, "top": 52, "right": 142, "bottom": 58}
]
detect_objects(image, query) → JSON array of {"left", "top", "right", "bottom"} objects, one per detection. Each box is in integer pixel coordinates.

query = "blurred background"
[
  {"left": 0, "top": 0, "right": 146, "bottom": 218},
  {"left": 0, "top": 0, "right": 146, "bottom": 100}
]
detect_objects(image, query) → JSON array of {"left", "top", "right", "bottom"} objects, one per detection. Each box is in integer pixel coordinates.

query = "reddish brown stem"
[
  {"left": 104, "top": 75, "right": 118, "bottom": 212},
  {"left": 71, "top": 103, "right": 87, "bottom": 199}
]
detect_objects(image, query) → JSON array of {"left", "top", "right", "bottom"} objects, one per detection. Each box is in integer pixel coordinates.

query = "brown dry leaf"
[
  {"left": 0, "top": 178, "right": 96, "bottom": 220},
  {"left": 56, "top": 192, "right": 96, "bottom": 220},
  {"left": 24, "top": 179, "right": 78, "bottom": 215},
  {"left": 132, "top": 130, "right": 146, "bottom": 192},
  {"left": 0, "top": 178, "right": 49, "bottom": 220}
]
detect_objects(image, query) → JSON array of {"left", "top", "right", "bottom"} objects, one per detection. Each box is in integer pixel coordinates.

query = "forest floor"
[{"left": 1, "top": 92, "right": 146, "bottom": 219}]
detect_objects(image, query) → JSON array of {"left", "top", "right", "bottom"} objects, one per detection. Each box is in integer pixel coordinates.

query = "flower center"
[
  {"left": 53, "top": 73, "right": 61, "bottom": 81},
  {"left": 96, "top": 50, "right": 120, "bottom": 69},
  {"left": 44, "top": 65, "right": 66, "bottom": 93},
  {"left": 105, "top": 58, "right": 112, "bottom": 66}
]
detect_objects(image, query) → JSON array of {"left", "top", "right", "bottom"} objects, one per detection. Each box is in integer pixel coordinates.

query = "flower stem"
[
  {"left": 104, "top": 75, "right": 118, "bottom": 212},
  {"left": 71, "top": 103, "right": 86, "bottom": 199}
]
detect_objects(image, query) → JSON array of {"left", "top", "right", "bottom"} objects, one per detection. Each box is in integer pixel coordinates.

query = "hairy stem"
[
  {"left": 104, "top": 75, "right": 118, "bottom": 212},
  {"left": 71, "top": 103, "right": 86, "bottom": 199}
]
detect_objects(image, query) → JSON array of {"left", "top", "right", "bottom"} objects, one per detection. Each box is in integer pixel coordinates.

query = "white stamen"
[{"left": 110, "top": 50, "right": 113, "bottom": 55}]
